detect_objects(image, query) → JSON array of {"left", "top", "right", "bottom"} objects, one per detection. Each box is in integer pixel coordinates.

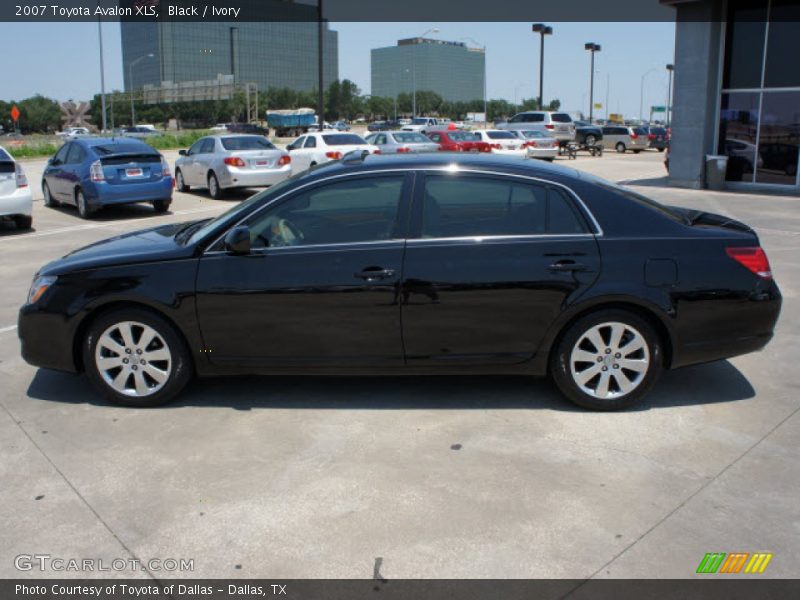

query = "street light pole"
[
  {"left": 97, "top": 14, "right": 107, "bottom": 132},
  {"left": 412, "top": 27, "right": 439, "bottom": 117},
  {"left": 584, "top": 43, "right": 601, "bottom": 124},
  {"left": 532, "top": 24, "right": 552, "bottom": 110},
  {"left": 666, "top": 63, "right": 675, "bottom": 127},
  {"left": 128, "top": 53, "right": 154, "bottom": 127},
  {"left": 318, "top": 0, "right": 324, "bottom": 126},
  {"left": 639, "top": 67, "right": 659, "bottom": 123}
]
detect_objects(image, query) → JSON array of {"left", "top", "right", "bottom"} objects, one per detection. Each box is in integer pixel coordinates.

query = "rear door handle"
[
  {"left": 355, "top": 267, "right": 396, "bottom": 281},
  {"left": 548, "top": 260, "right": 588, "bottom": 272}
]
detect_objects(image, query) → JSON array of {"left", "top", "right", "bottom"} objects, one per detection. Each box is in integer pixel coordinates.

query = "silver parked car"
[
  {"left": 601, "top": 126, "right": 649, "bottom": 153},
  {"left": 364, "top": 131, "right": 439, "bottom": 154},
  {"left": 174, "top": 135, "right": 291, "bottom": 199},
  {"left": 510, "top": 130, "right": 559, "bottom": 161},
  {"left": 497, "top": 111, "right": 576, "bottom": 146}
]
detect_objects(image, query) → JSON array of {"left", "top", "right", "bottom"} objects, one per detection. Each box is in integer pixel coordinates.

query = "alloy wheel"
[
  {"left": 585, "top": 134, "right": 596, "bottom": 146},
  {"left": 94, "top": 321, "right": 172, "bottom": 397},
  {"left": 569, "top": 321, "right": 650, "bottom": 400}
]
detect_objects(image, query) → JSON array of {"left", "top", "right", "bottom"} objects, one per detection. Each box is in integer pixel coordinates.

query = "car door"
[
  {"left": 193, "top": 138, "right": 216, "bottom": 184},
  {"left": 60, "top": 142, "right": 87, "bottom": 204},
  {"left": 303, "top": 134, "right": 320, "bottom": 167},
  {"left": 400, "top": 171, "right": 601, "bottom": 366},
  {"left": 195, "top": 172, "right": 414, "bottom": 367},
  {"left": 44, "top": 143, "right": 72, "bottom": 200},
  {"left": 182, "top": 139, "right": 205, "bottom": 185}
]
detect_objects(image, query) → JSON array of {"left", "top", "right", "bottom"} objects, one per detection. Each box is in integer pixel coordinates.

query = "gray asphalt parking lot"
[{"left": 1, "top": 149, "right": 798, "bottom": 580}]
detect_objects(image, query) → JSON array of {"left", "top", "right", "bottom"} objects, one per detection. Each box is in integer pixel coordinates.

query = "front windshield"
[
  {"left": 184, "top": 173, "right": 305, "bottom": 245},
  {"left": 411, "top": 118, "right": 428, "bottom": 124}
]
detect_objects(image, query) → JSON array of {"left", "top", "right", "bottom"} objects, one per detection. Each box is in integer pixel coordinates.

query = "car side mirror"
[
  {"left": 224, "top": 226, "right": 253, "bottom": 255},
  {"left": 50, "top": 158, "right": 60, "bottom": 166},
  {"left": 178, "top": 149, "right": 188, "bottom": 156}
]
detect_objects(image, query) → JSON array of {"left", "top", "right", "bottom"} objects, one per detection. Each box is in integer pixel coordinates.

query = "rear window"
[
  {"left": 392, "top": 132, "right": 430, "bottom": 143},
  {"left": 486, "top": 131, "right": 516, "bottom": 139},
  {"left": 0, "top": 148, "right": 11, "bottom": 162},
  {"left": 221, "top": 137, "right": 275, "bottom": 151},
  {"left": 551, "top": 113, "right": 573, "bottom": 123},
  {"left": 449, "top": 131, "right": 479, "bottom": 141},
  {"left": 650, "top": 127, "right": 667, "bottom": 135},
  {"left": 633, "top": 127, "right": 648, "bottom": 135},
  {"left": 322, "top": 134, "right": 367, "bottom": 146},
  {"left": 92, "top": 142, "right": 156, "bottom": 156}
]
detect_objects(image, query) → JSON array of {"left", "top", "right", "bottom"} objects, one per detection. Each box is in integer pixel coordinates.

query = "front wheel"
[
  {"left": 584, "top": 134, "right": 597, "bottom": 146},
  {"left": 550, "top": 310, "right": 663, "bottom": 411},
  {"left": 43, "top": 182, "right": 58, "bottom": 208},
  {"left": 175, "top": 169, "right": 189, "bottom": 192},
  {"left": 82, "top": 308, "right": 192, "bottom": 407}
]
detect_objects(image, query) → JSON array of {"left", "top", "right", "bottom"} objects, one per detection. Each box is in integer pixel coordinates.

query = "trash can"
[{"left": 705, "top": 154, "right": 729, "bottom": 190}]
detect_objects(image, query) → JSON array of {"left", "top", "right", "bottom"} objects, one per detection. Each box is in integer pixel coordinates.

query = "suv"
[
  {"left": 601, "top": 126, "right": 649, "bottom": 153},
  {"left": 497, "top": 111, "right": 576, "bottom": 147}
]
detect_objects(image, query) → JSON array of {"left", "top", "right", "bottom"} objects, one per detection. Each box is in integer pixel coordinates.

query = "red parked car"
[{"left": 427, "top": 130, "right": 493, "bottom": 153}]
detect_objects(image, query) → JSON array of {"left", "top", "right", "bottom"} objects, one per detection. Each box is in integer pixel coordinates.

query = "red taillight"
[
  {"left": 480, "top": 145, "right": 491, "bottom": 153},
  {"left": 161, "top": 156, "right": 171, "bottom": 178},
  {"left": 278, "top": 155, "right": 291, "bottom": 166},
  {"left": 90, "top": 160, "right": 105, "bottom": 182},
  {"left": 545, "top": 124, "right": 554, "bottom": 130},
  {"left": 372, "top": 148, "right": 381, "bottom": 154},
  {"left": 490, "top": 143, "right": 502, "bottom": 149},
  {"left": 325, "top": 151, "right": 343, "bottom": 160},
  {"left": 14, "top": 163, "right": 28, "bottom": 188},
  {"left": 526, "top": 141, "right": 538, "bottom": 148},
  {"left": 726, "top": 247, "right": 773, "bottom": 279},
  {"left": 223, "top": 156, "right": 246, "bottom": 167},
  {"left": 631, "top": 133, "right": 639, "bottom": 140},
  {"left": 396, "top": 147, "right": 411, "bottom": 153}
]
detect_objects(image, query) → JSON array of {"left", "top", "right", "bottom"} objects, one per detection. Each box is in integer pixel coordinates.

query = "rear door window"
[{"left": 65, "top": 144, "right": 86, "bottom": 164}]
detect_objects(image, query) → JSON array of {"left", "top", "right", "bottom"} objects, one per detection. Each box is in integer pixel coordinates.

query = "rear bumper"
[
  {"left": 85, "top": 178, "right": 173, "bottom": 206},
  {"left": 0, "top": 186, "right": 33, "bottom": 217},
  {"left": 217, "top": 164, "right": 292, "bottom": 189},
  {"left": 526, "top": 148, "right": 559, "bottom": 159}
]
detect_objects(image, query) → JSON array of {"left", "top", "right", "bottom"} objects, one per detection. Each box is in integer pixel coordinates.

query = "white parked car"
[
  {"left": 174, "top": 134, "right": 292, "bottom": 199},
  {"left": 56, "top": 127, "right": 92, "bottom": 140},
  {"left": 402, "top": 117, "right": 440, "bottom": 133},
  {"left": 472, "top": 130, "right": 527, "bottom": 157},
  {"left": 285, "top": 132, "right": 379, "bottom": 173},
  {"left": 209, "top": 123, "right": 230, "bottom": 131},
  {"left": 0, "top": 147, "right": 33, "bottom": 230}
]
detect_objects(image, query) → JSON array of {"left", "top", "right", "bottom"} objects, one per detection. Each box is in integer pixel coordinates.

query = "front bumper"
[
  {"left": 0, "top": 186, "right": 33, "bottom": 217},
  {"left": 18, "top": 303, "right": 80, "bottom": 373},
  {"left": 218, "top": 164, "right": 292, "bottom": 189},
  {"left": 86, "top": 177, "right": 173, "bottom": 206}
]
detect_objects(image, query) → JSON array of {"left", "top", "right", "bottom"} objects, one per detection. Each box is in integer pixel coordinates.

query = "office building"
[{"left": 371, "top": 38, "right": 485, "bottom": 104}]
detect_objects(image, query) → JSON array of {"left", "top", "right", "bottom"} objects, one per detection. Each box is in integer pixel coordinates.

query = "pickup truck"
[{"left": 402, "top": 117, "right": 440, "bottom": 133}]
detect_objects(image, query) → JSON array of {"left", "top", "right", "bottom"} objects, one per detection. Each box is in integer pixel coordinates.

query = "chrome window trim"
[{"left": 202, "top": 165, "right": 603, "bottom": 255}]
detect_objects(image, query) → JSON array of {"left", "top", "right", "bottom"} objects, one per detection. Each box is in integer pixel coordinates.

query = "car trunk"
[
  {"left": 406, "top": 143, "right": 439, "bottom": 153},
  {"left": 0, "top": 160, "right": 17, "bottom": 196},
  {"left": 100, "top": 153, "right": 163, "bottom": 185},
  {"left": 229, "top": 150, "right": 284, "bottom": 168}
]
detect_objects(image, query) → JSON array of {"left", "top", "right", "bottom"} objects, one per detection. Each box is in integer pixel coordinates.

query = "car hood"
[{"left": 40, "top": 222, "right": 198, "bottom": 276}]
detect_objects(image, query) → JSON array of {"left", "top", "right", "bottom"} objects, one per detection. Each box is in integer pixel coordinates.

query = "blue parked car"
[{"left": 42, "top": 138, "right": 173, "bottom": 219}]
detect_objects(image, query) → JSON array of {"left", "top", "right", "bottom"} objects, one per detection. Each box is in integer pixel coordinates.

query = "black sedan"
[{"left": 18, "top": 154, "right": 781, "bottom": 410}]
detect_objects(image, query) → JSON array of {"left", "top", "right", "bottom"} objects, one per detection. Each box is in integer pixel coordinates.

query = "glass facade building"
[
  {"left": 718, "top": 0, "right": 800, "bottom": 186},
  {"left": 121, "top": 17, "right": 338, "bottom": 95},
  {"left": 371, "top": 38, "right": 485, "bottom": 104}
]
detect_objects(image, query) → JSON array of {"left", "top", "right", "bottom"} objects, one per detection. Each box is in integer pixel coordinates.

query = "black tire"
[
  {"left": 175, "top": 169, "right": 189, "bottom": 192},
  {"left": 585, "top": 134, "right": 597, "bottom": 146},
  {"left": 43, "top": 182, "right": 58, "bottom": 207},
  {"left": 82, "top": 307, "right": 193, "bottom": 407},
  {"left": 153, "top": 199, "right": 171, "bottom": 213},
  {"left": 207, "top": 172, "right": 222, "bottom": 199},
  {"left": 658, "top": 148, "right": 665, "bottom": 153},
  {"left": 550, "top": 309, "right": 663, "bottom": 411},
  {"left": 76, "top": 188, "right": 94, "bottom": 219},
  {"left": 633, "top": 149, "right": 642, "bottom": 154},
  {"left": 14, "top": 215, "right": 32, "bottom": 230},
  {"left": 615, "top": 142, "right": 626, "bottom": 153}
]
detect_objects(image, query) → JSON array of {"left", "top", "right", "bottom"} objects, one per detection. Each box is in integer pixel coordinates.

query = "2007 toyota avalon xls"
[{"left": 18, "top": 154, "right": 781, "bottom": 410}]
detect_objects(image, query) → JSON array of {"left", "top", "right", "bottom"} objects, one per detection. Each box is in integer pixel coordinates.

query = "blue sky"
[{"left": 1, "top": 21, "right": 675, "bottom": 120}]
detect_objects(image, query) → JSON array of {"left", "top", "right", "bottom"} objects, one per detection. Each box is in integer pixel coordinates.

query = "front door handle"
[
  {"left": 548, "top": 260, "right": 588, "bottom": 272},
  {"left": 355, "top": 267, "right": 396, "bottom": 281}
]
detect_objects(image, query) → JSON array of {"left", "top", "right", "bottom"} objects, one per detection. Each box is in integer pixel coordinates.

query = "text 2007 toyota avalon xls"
[{"left": 19, "top": 154, "right": 781, "bottom": 410}]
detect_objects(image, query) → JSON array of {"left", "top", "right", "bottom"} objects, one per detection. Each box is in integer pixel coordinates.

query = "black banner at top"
[{"left": 3, "top": 0, "right": 682, "bottom": 23}]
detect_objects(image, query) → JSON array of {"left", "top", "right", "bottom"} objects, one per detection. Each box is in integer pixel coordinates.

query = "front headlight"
[{"left": 27, "top": 275, "right": 57, "bottom": 305}]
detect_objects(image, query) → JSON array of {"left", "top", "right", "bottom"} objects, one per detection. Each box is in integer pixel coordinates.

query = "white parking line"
[
  {"left": 0, "top": 206, "right": 225, "bottom": 243},
  {"left": 0, "top": 325, "right": 17, "bottom": 334}
]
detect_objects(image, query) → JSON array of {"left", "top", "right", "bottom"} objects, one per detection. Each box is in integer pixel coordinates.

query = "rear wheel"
[
  {"left": 550, "top": 309, "right": 663, "bottom": 411},
  {"left": 76, "top": 189, "right": 94, "bottom": 219},
  {"left": 153, "top": 199, "right": 171, "bottom": 213},
  {"left": 43, "top": 182, "right": 58, "bottom": 208},
  {"left": 207, "top": 172, "right": 222, "bottom": 199},
  {"left": 14, "top": 215, "right": 32, "bottom": 230},
  {"left": 175, "top": 169, "right": 189, "bottom": 192},
  {"left": 615, "top": 142, "right": 626, "bottom": 153},
  {"left": 82, "top": 307, "right": 192, "bottom": 407}
]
